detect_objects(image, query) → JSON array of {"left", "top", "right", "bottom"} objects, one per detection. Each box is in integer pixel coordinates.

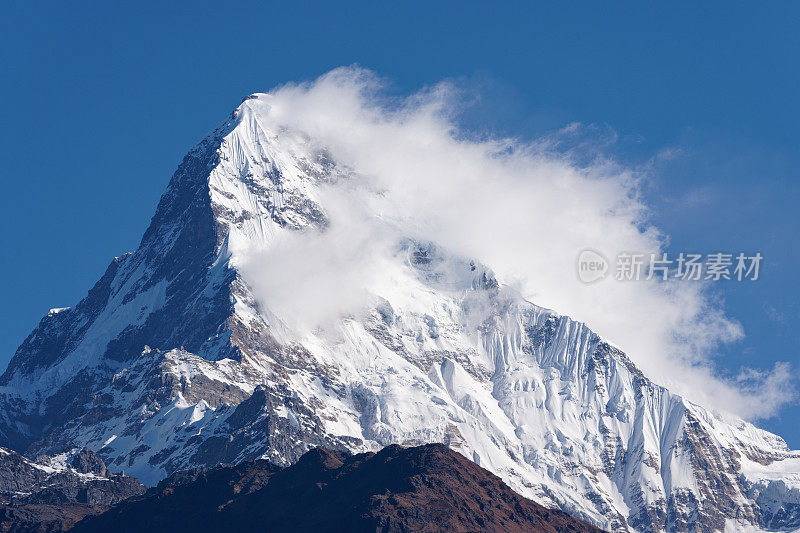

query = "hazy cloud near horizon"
[{"left": 241, "top": 66, "right": 795, "bottom": 421}]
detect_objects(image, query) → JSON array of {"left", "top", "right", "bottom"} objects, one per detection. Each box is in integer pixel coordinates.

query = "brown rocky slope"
[{"left": 73, "top": 443, "right": 603, "bottom": 532}]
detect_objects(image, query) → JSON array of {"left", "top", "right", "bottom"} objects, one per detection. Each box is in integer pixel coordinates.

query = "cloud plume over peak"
[{"left": 241, "top": 66, "right": 795, "bottom": 420}]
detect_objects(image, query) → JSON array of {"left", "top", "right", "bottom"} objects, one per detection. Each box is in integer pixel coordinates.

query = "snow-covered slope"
[{"left": 1, "top": 95, "right": 798, "bottom": 532}]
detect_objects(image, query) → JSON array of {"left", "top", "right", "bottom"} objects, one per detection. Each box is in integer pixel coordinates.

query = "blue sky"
[{"left": 1, "top": 2, "right": 798, "bottom": 444}]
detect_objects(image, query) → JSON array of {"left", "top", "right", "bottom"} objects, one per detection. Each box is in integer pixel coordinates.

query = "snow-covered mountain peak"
[
  {"left": 1, "top": 98, "right": 798, "bottom": 532},
  {"left": 208, "top": 97, "right": 333, "bottom": 253}
]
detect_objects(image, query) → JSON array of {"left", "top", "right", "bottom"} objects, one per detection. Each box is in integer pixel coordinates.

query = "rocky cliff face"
[
  {"left": 0, "top": 94, "right": 798, "bottom": 532},
  {"left": 0, "top": 446, "right": 145, "bottom": 532}
]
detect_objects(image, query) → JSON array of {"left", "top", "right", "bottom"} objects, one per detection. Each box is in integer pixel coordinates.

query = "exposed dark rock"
[
  {"left": 68, "top": 449, "right": 106, "bottom": 478},
  {"left": 0, "top": 503, "right": 105, "bottom": 533},
  {"left": 0, "top": 447, "right": 144, "bottom": 533},
  {"left": 73, "top": 444, "right": 603, "bottom": 533}
]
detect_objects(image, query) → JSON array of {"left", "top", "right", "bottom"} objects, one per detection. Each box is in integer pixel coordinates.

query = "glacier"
[{"left": 0, "top": 94, "right": 798, "bottom": 532}]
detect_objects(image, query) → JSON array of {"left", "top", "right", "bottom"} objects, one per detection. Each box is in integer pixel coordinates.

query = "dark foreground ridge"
[{"left": 73, "top": 443, "right": 603, "bottom": 533}]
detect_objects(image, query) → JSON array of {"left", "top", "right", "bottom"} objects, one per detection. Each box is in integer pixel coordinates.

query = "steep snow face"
[{"left": 1, "top": 96, "right": 799, "bottom": 532}]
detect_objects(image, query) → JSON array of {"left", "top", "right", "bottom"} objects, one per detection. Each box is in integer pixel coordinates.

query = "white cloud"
[
  {"left": 241, "top": 185, "right": 401, "bottom": 333},
  {"left": 242, "top": 66, "right": 795, "bottom": 420}
]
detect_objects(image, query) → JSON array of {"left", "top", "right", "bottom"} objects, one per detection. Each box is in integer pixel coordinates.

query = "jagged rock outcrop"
[{"left": 0, "top": 446, "right": 144, "bottom": 532}]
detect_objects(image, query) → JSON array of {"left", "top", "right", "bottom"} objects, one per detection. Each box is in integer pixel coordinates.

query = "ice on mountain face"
[{"left": 0, "top": 95, "right": 798, "bottom": 532}]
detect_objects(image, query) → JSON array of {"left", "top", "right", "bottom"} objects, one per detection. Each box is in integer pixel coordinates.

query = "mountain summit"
[{"left": 1, "top": 95, "right": 798, "bottom": 532}]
